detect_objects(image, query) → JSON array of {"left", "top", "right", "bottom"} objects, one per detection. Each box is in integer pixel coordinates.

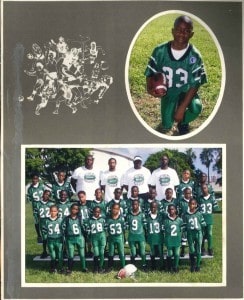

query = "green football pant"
[
  {"left": 161, "top": 93, "right": 202, "bottom": 128},
  {"left": 167, "top": 246, "right": 180, "bottom": 268},
  {"left": 91, "top": 233, "right": 106, "bottom": 268},
  {"left": 187, "top": 230, "right": 203, "bottom": 267},
  {"left": 47, "top": 238, "right": 63, "bottom": 269},
  {"left": 108, "top": 237, "right": 125, "bottom": 267},
  {"left": 66, "top": 235, "right": 86, "bottom": 270},
  {"left": 203, "top": 224, "right": 213, "bottom": 249},
  {"left": 129, "top": 241, "right": 146, "bottom": 265}
]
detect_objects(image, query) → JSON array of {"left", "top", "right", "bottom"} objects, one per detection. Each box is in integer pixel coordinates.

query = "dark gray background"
[{"left": 3, "top": 1, "right": 243, "bottom": 299}]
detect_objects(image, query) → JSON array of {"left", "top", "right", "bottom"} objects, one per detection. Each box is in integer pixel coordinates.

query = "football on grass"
[{"left": 149, "top": 72, "right": 167, "bottom": 95}]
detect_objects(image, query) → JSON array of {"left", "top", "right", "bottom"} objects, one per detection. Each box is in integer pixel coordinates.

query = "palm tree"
[{"left": 199, "top": 148, "right": 216, "bottom": 183}]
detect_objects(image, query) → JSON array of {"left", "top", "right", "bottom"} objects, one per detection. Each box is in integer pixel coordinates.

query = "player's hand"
[{"left": 174, "top": 106, "right": 185, "bottom": 122}]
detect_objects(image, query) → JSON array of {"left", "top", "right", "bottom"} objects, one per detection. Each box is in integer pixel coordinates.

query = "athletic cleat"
[
  {"left": 40, "top": 252, "right": 48, "bottom": 259},
  {"left": 177, "top": 123, "right": 189, "bottom": 135}
]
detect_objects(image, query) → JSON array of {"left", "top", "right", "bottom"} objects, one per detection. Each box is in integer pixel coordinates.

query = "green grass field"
[
  {"left": 128, "top": 13, "right": 223, "bottom": 132},
  {"left": 25, "top": 202, "right": 223, "bottom": 284}
]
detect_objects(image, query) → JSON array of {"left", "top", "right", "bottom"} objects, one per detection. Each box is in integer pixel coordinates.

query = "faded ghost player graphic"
[{"left": 19, "top": 35, "right": 113, "bottom": 115}]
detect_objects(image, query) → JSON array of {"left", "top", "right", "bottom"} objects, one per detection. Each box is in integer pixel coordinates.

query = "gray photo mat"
[{"left": 2, "top": 0, "right": 243, "bottom": 299}]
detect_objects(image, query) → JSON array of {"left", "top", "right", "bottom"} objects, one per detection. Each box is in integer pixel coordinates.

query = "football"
[
  {"left": 148, "top": 72, "right": 167, "bottom": 96},
  {"left": 117, "top": 264, "right": 137, "bottom": 279}
]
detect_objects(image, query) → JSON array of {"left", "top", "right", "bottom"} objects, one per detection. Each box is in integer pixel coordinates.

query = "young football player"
[
  {"left": 87, "top": 206, "right": 107, "bottom": 273},
  {"left": 159, "top": 187, "right": 178, "bottom": 216},
  {"left": 34, "top": 190, "right": 52, "bottom": 258},
  {"left": 62, "top": 203, "right": 88, "bottom": 274},
  {"left": 106, "top": 188, "right": 128, "bottom": 218},
  {"left": 145, "top": 201, "right": 164, "bottom": 270},
  {"left": 27, "top": 174, "right": 45, "bottom": 243},
  {"left": 176, "top": 169, "right": 195, "bottom": 201},
  {"left": 126, "top": 199, "right": 148, "bottom": 271},
  {"left": 77, "top": 190, "right": 92, "bottom": 257},
  {"left": 126, "top": 186, "right": 144, "bottom": 214},
  {"left": 42, "top": 205, "right": 64, "bottom": 273},
  {"left": 145, "top": 15, "right": 207, "bottom": 135},
  {"left": 163, "top": 204, "right": 183, "bottom": 273},
  {"left": 178, "top": 187, "right": 192, "bottom": 257},
  {"left": 182, "top": 198, "right": 206, "bottom": 272},
  {"left": 57, "top": 190, "right": 72, "bottom": 220},
  {"left": 89, "top": 188, "right": 107, "bottom": 218},
  {"left": 51, "top": 171, "right": 73, "bottom": 203},
  {"left": 106, "top": 203, "right": 126, "bottom": 271},
  {"left": 144, "top": 187, "right": 158, "bottom": 217},
  {"left": 198, "top": 184, "right": 219, "bottom": 255},
  {"left": 194, "top": 172, "right": 215, "bottom": 201}
]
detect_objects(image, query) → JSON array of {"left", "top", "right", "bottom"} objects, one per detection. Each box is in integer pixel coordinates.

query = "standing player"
[
  {"left": 87, "top": 206, "right": 107, "bottom": 273},
  {"left": 198, "top": 184, "right": 219, "bottom": 255},
  {"left": 126, "top": 185, "right": 145, "bottom": 214},
  {"left": 176, "top": 169, "right": 195, "bottom": 201},
  {"left": 34, "top": 190, "right": 53, "bottom": 258},
  {"left": 122, "top": 156, "right": 151, "bottom": 201},
  {"left": 51, "top": 171, "right": 73, "bottom": 203},
  {"left": 126, "top": 199, "right": 148, "bottom": 271},
  {"left": 71, "top": 155, "right": 101, "bottom": 201},
  {"left": 145, "top": 15, "right": 207, "bottom": 135},
  {"left": 62, "top": 203, "right": 88, "bottom": 274},
  {"left": 42, "top": 205, "right": 64, "bottom": 273},
  {"left": 148, "top": 154, "right": 179, "bottom": 201},
  {"left": 159, "top": 187, "right": 178, "bottom": 216},
  {"left": 89, "top": 188, "right": 107, "bottom": 218},
  {"left": 194, "top": 172, "right": 215, "bottom": 201},
  {"left": 27, "top": 174, "right": 45, "bottom": 243},
  {"left": 106, "top": 188, "right": 128, "bottom": 218},
  {"left": 106, "top": 203, "right": 126, "bottom": 271},
  {"left": 182, "top": 198, "right": 206, "bottom": 272},
  {"left": 163, "top": 204, "right": 183, "bottom": 273},
  {"left": 146, "top": 201, "right": 164, "bottom": 270},
  {"left": 144, "top": 187, "right": 158, "bottom": 217},
  {"left": 100, "top": 158, "right": 123, "bottom": 203}
]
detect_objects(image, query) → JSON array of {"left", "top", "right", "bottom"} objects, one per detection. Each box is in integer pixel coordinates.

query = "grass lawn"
[
  {"left": 25, "top": 202, "right": 223, "bottom": 284},
  {"left": 127, "top": 13, "right": 223, "bottom": 133}
]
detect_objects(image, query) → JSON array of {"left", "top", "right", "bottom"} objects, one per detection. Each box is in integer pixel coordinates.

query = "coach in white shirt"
[
  {"left": 122, "top": 156, "right": 151, "bottom": 201},
  {"left": 148, "top": 153, "right": 179, "bottom": 200}
]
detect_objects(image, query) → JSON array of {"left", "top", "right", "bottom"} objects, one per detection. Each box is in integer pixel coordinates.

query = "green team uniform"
[
  {"left": 51, "top": 180, "right": 73, "bottom": 203},
  {"left": 57, "top": 200, "right": 72, "bottom": 220},
  {"left": 159, "top": 198, "right": 178, "bottom": 216},
  {"left": 144, "top": 199, "right": 156, "bottom": 217},
  {"left": 194, "top": 183, "right": 215, "bottom": 202},
  {"left": 89, "top": 200, "right": 107, "bottom": 218},
  {"left": 183, "top": 209, "right": 206, "bottom": 270},
  {"left": 27, "top": 183, "right": 45, "bottom": 224},
  {"left": 163, "top": 214, "right": 183, "bottom": 271},
  {"left": 126, "top": 197, "right": 144, "bottom": 214},
  {"left": 106, "top": 199, "right": 128, "bottom": 218},
  {"left": 62, "top": 215, "right": 87, "bottom": 271},
  {"left": 176, "top": 179, "right": 195, "bottom": 201},
  {"left": 34, "top": 200, "right": 53, "bottom": 239},
  {"left": 126, "top": 211, "right": 147, "bottom": 267},
  {"left": 87, "top": 216, "right": 106, "bottom": 270},
  {"left": 106, "top": 214, "right": 126, "bottom": 268},
  {"left": 145, "top": 42, "right": 207, "bottom": 129},
  {"left": 198, "top": 194, "right": 219, "bottom": 252},
  {"left": 146, "top": 212, "right": 164, "bottom": 269},
  {"left": 42, "top": 216, "right": 63, "bottom": 271}
]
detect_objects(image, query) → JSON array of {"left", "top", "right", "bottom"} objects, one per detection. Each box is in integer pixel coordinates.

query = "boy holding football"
[{"left": 145, "top": 15, "right": 207, "bottom": 135}]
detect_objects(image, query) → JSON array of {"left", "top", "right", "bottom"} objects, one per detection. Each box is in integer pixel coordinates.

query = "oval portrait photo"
[{"left": 126, "top": 11, "right": 225, "bottom": 140}]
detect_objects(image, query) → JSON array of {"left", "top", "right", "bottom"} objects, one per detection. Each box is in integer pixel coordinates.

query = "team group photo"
[{"left": 24, "top": 146, "right": 224, "bottom": 284}]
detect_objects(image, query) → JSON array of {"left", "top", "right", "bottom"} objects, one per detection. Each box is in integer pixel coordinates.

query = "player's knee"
[{"left": 190, "top": 99, "right": 202, "bottom": 115}]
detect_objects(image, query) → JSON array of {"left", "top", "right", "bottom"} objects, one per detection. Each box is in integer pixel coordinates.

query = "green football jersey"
[
  {"left": 159, "top": 198, "right": 178, "bottom": 215},
  {"left": 89, "top": 200, "right": 107, "bottom": 218},
  {"left": 146, "top": 213, "right": 164, "bottom": 245},
  {"left": 176, "top": 180, "right": 195, "bottom": 200},
  {"left": 183, "top": 209, "right": 206, "bottom": 232},
  {"left": 87, "top": 216, "right": 106, "bottom": 236},
  {"left": 27, "top": 183, "right": 45, "bottom": 203},
  {"left": 62, "top": 215, "right": 85, "bottom": 237},
  {"left": 106, "top": 199, "right": 128, "bottom": 218},
  {"left": 106, "top": 215, "right": 125, "bottom": 241},
  {"left": 78, "top": 203, "right": 90, "bottom": 221},
  {"left": 126, "top": 211, "right": 147, "bottom": 242},
  {"left": 178, "top": 198, "right": 190, "bottom": 217},
  {"left": 57, "top": 200, "right": 72, "bottom": 220},
  {"left": 163, "top": 215, "right": 183, "bottom": 247},
  {"left": 198, "top": 194, "right": 219, "bottom": 225},
  {"left": 194, "top": 183, "right": 215, "bottom": 201},
  {"left": 126, "top": 198, "right": 144, "bottom": 214},
  {"left": 34, "top": 200, "right": 53, "bottom": 221},
  {"left": 51, "top": 180, "right": 73, "bottom": 202},
  {"left": 145, "top": 42, "right": 207, "bottom": 97},
  {"left": 43, "top": 217, "right": 63, "bottom": 239}
]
